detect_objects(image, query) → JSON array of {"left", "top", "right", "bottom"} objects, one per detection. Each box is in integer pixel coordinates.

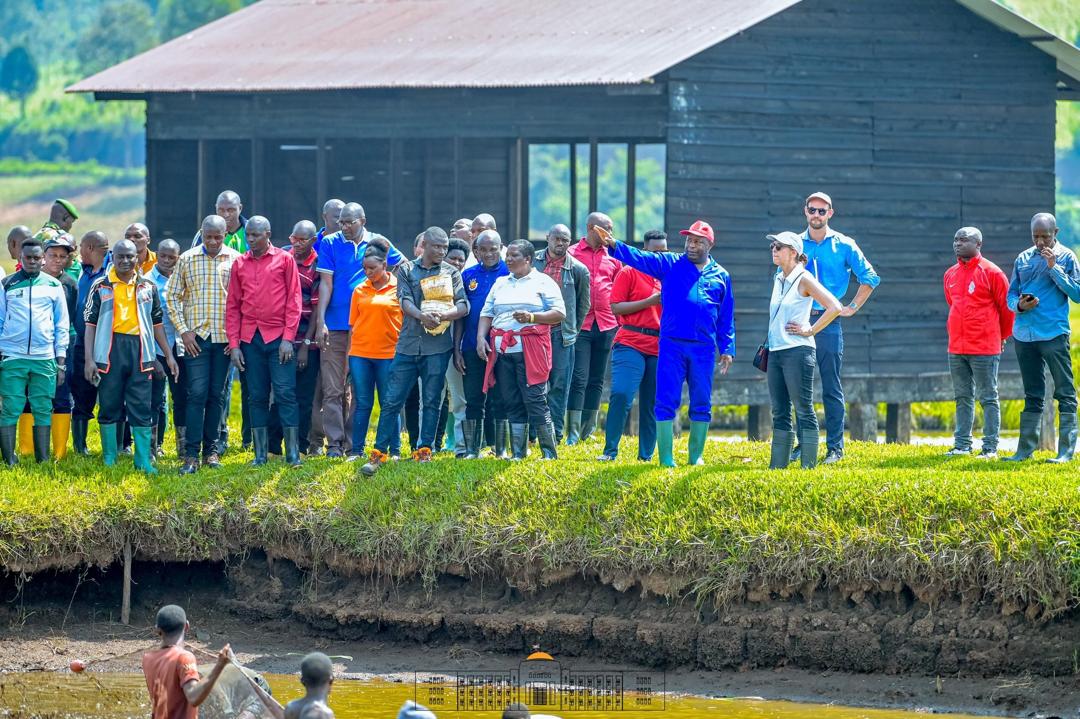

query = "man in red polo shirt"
[
  {"left": 944, "top": 226, "right": 1013, "bottom": 459},
  {"left": 566, "top": 211, "right": 621, "bottom": 444},
  {"left": 225, "top": 216, "right": 303, "bottom": 467},
  {"left": 597, "top": 229, "right": 665, "bottom": 462}
]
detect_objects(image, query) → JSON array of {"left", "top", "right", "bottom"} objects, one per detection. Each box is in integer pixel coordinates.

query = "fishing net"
[{"left": 200, "top": 662, "right": 281, "bottom": 719}]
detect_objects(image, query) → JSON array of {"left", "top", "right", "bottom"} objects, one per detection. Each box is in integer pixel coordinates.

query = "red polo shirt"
[
  {"left": 569, "top": 238, "right": 621, "bottom": 332},
  {"left": 226, "top": 243, "right": 302, "bottom": 349},
  {"left": 612, "top": 266, "right": 661, "bottom": 356}
]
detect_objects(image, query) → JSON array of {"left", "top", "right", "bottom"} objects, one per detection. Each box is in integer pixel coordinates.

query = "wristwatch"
[{"left": 303, "top": 339, "right": 312, "bottom": 346}]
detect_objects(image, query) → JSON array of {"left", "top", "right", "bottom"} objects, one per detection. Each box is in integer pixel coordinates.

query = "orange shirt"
[
  {"left": 349, "top": 274, "right": 402, "bottom": 359},
  {"left": 142, "top": 645, "right": 200, "bottom": 719}
]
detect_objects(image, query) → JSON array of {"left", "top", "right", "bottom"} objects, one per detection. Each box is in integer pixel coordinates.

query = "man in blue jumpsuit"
[{"left": 597, "top": 220, "right": 734, "bottom": 467}]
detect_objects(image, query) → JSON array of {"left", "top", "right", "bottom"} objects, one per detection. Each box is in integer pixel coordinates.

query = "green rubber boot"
[
  {"left": 687, "top": 421, "right": 709, "bottom": 466},
  {"left": 100, "top": 423, "right": 119, "bottom": 467},
  {"left": 769, "top": 429, "right": 796, "bottom": 470},
  {"left": 132, "top": 426, "right": 157, "bottom": 474},
  {"left": 657, "top": 420, "right": 675, "bottom": 467}
]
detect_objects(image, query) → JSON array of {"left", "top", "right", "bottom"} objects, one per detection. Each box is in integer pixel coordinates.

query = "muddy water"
[{"left": 0, "top": 672, "right": 995, "bottom": 719}]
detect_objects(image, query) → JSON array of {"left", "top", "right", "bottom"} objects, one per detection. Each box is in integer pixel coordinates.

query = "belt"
[{"left": 622, "top": 324, "right": 660, "bottom": 337}]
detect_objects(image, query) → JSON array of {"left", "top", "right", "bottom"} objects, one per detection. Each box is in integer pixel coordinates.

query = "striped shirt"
[{"left": 165, "top": 244, "right": 240, "bottom": 343}]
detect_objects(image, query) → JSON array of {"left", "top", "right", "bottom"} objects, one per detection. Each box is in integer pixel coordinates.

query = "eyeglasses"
[{"left": 806, "top": 206, "right": 829, "bottom": 216}]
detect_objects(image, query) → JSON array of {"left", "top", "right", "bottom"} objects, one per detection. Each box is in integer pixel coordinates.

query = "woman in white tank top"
[{"left": 765, "top": 232, "right": 843, "bottom": 470}]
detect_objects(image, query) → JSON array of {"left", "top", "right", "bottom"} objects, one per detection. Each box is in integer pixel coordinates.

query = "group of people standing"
[{"left": 0, "top": 189, "right": 1074, "bottom": 472}]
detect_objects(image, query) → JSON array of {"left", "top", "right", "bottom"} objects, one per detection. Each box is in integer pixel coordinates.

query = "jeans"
[
  {"left": 494, "top": 352, "right": 551, "bottom": 423},
  {"left": 350, "top": 356, "right": 400, "bottom": 455},
  {"left": 547, "top": 329, "right": 575, "bottom": 439},
  {"left": 811, "top": 311, "right": 845, "bottom": 452},
  {"left": 767, "top": 345, "right": 818, "bottom": 435},
  {"left": 948, "top": 353, "right": 1001, "bottom": 452},
  {"left": 1014, "top": 335, "right": 1077, "bottom": 415},
  {"left": 183, "top": 337, "right": 231, "bottom": 458},
  {"left": 404, "top": 379, "right": 421, "bottom": 450},
  {"left": 241, "top": 331, "right": 298, "bottom": 428},
  {"left": 270, "top": 346, "right": 319, "bottom": 453},
  {"left": 373, "top": 351, "right": 452, "bottom": 453},
  {"left": 603, "top": 344, "right": 657, "bottom": 459},
  {"left": 568, "top": 323, "right": 615, "bottom": 412}
]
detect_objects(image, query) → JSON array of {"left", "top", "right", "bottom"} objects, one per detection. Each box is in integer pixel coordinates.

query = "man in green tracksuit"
[{"left": 0, "top": 238, "right": 70, "bottom": 464}]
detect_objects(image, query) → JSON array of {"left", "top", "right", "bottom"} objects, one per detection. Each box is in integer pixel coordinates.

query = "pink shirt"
[
  {"left": 226, "top": 244, "right": 302, "bottom": 349},
  {"left": 569, "top": 238, "right": 621, "bottom": 332}
]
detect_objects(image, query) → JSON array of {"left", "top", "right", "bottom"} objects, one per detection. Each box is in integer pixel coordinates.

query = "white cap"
[{"left": 766, "top": 231, "right": 804, "bottom": 255}]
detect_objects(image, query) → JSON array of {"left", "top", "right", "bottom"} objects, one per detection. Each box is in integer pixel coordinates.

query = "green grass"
[{"left": 1, "top": 414, "right": 1079, "bottom": 619}]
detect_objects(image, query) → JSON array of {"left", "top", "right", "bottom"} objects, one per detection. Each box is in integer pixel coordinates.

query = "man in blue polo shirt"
[
  {"left": 454, "top": 229, "right": 509, "bottom": 458},
  {"left": 793, "top": 191, "right": 880, "bottom": 465},
  {"left": 316, "top": 202, "right": 404, "bottom": 458},
  {"left": 1003, "top": 212, "right": 1080, "bottom": 463},
  {"left": 313, "top": 198, "right": 344, "bottom": 254}
]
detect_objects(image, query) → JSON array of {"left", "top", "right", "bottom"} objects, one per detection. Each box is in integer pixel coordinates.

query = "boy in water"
[
  {"left": 284, "top": 653, "right": 334, "bottom": 719},
  {"left": 142, "top": 604, "right": 232, "bottom": 719}
]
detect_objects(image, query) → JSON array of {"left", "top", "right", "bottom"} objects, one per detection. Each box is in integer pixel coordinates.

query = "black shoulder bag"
[{"left": 753, "top": 270, "right": 804, "bottom": 373}]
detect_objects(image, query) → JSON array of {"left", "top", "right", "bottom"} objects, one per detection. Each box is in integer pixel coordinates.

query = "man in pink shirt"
[
  {"left": 225, "top": 216, "right": 304, "bottom": 467},
  {"left": 567, "top": 211, "right": 621, "bottom": 444}
]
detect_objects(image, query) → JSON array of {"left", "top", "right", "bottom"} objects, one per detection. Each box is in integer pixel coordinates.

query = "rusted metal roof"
[
  {"left": 67, "top": 0, "right": 800, "bottom": 94},
  {"left": 67, "top": 0, "right": 1080, "bottom": 96}
]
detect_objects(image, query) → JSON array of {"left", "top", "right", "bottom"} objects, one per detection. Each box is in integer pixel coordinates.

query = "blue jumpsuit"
[{"left": 608, "top": 242, "right": 735, "bottom": 422}]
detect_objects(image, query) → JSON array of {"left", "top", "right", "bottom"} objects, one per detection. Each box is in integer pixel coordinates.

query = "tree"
[
  {"left": 0, "top": 46, "right": 38, "bottom": 118},
  {"left": 156, "top": 0, "right": 244, "bottom": 41},
  {"left": 77, "top": 1, "right": 158, "bottom": 76}
]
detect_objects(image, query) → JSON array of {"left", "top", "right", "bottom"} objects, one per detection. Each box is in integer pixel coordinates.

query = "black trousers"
[
  {"left": 98, "top": 334, "right": 153, "bottom": 427},
  {"left": 1015, "top": 335, "right": 1078, "bottom": 415},
  {"left": 70, "top": 342, "right": 99, "bottom": 421},
  {"left": 494, "top": 352, "right": 551, "bottom": 424},
  {"left": 462, "top": 350, "right": 496, "bottom": 445},
  {"left": 568, "top": 323, "right": 616, "bottom": 412},
  {"left": 270, "top": 346, "right": 320, "bottom": 453}
]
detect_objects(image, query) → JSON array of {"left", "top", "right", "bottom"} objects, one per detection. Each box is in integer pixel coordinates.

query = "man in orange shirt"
[{"left": 142, "top": 604, "right": 231, "bottom": 719}]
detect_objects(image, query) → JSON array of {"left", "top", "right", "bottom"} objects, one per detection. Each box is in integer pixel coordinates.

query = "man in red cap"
[{"left": 596, "top": 219, "right": 734, "bottom": 467}]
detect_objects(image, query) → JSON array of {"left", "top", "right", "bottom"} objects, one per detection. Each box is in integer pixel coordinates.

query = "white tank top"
[{"left": 767, "top": 266, "right": 814, "bottom": 352}]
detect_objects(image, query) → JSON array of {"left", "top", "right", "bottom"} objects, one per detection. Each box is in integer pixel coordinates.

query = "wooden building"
[{"left": 70, "top": 0, "right": 1080, "bottom": 436}]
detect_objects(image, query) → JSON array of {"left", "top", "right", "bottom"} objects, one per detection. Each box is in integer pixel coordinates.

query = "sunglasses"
[
  {"left": 806, "top": 206, "right": 829, "bottom": 216},
  {"left": 770, "top": 242, "right": 792, "bottom": 251}
]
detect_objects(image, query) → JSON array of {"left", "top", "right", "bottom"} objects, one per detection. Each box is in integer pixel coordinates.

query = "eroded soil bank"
[{"left": 0, "top": 554, "right": 1077, "bottom": 717}]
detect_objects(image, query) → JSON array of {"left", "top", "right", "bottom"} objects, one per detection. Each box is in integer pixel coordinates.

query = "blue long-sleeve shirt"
[
  {"left": 801, "top": 229, "right": 879, "bottom": 310},
  {"left": 1006, "top": 244, "right": 1080, "bottom": 342},
  {"left": 608, "top": 241, "right": 735, "bottom": 356}
]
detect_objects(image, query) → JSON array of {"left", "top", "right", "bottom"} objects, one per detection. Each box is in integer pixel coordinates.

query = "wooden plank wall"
[{"left": 665, "top": 0, "right": 1057, "bottom": 399}]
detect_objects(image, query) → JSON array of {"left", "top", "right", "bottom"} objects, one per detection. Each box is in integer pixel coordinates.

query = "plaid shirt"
[{"left": 165, "top": 244, "right": 240, "bottom": 343}]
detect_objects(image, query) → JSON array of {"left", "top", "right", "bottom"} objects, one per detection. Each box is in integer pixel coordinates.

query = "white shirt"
[
  {"left": 481, "top": 268, "right": 565, "bottom": 353},
  {"left": 767, "top": 265, "right": 814, "bottom": 352}
]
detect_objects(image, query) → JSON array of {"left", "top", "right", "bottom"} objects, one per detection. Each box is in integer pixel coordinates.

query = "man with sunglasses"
[{"left": 792, "top": 192, "right": 879, "bottom": 465}]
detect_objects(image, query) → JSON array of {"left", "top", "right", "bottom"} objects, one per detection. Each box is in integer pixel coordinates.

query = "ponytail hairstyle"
[{"left": 796, "top": 252, "right": 808, "bottom": 265}]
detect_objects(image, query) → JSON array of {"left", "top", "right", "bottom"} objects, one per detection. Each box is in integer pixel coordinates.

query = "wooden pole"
[{"left": 121, "top": 540, "right": 132, "bottom": 626}]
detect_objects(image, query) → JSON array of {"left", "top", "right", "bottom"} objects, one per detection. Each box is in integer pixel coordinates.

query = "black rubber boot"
[
  {"left": 565, "top": 410, "right": 582, "bottom": 445},
  {"left": 72, "top": 418, "right": 90, "bottom": 456},
  {"left": 251, "top": 426, "right": 269, "bottom": 466},
  {"left": 0, "top": 425, "right": 17, "bottom": 466},
  {"left": 1047, "top": 411, "right": 1078, "bottom": 464},
  {"left": 536, "top": 420, "right": 558, "bottom": 460},
  {"left": 462, "top": 419, "right": 481, "bottom": 459},
  {"left": 32, "top": 425, "right": 50, "bottom": 463},
  {"left": 284, "top": 426, "right": 302, "bottom": 468},
  {"left": 1002, "top": 410, "right": 1041, "bottom": 462},
  {"left": 798, "top": 429, "right": 819, "bottom": 470},
  {"left": 175, "top": 426, "right": 186, "bottom": 458},
  {"left": 769, "top": 429, "right": 795, "bottom": 470},
  {"left": 580, "top": 409, "right": 598, "bottom": 442},
  {"left": 509, "top": 422, "right": 529, "bottom": 460},
  {"left": 494, "top": 420, "right": 510, "bottom": 459}
]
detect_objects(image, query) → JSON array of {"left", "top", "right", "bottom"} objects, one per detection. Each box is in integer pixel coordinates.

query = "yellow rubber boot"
[
  {"left": 17, "top": 414, "right": 34, "bottom": 456},
  {"left": 51, "top": 414, "right": 71, "bottom": 460}
]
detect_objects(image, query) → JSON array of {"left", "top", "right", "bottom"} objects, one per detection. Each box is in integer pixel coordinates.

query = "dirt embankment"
[{"left": 1, "top": 554, "right": 1079, "bottom": 717}]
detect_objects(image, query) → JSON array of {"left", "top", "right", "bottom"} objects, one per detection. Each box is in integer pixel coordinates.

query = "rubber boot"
[
  {"left": 72, "top": 418, "right": 90, "bottom": 456},
  {"left": 494, "top": 420, "right": 510, "bottom": 459},
  {"left": 17, "top": 414, "right": 33, "bottom": 456},
  {"left": 0, "top": 425, "right": 17, "bottom": 466},
  {"left": 1047, "top": 411, "right": 1078, "bottom": 464},
  {"left": 580, "top": 409, "right": 598, "bottom": 443},
  {"left": 657, "top": 420, "right": 675, "bottom": 467},
  {"left": 51, "top": 413, "right": 70, "bottom": 460},
  {"left": 251, "top": 426, "right": 269, "bottom": 467},
  {"left": 1002, "top": 410, "right": 1041, "bottom": 462},
  {"left": 100, "top": 423, "right": 119, "bottom": 467},
  {"left": 769, "top": 429, "right": 796, "bottom": 470},
  {"left": 536, "top": 420, "right": 558, "bottom": 460},
  {"left": 687, "top": 421, "right": 709, "bottom": 466},
  {"left": 565, "top": 410, "right": 583, "bottom": 446},
  {"left": 31, "top": 425, "right": 50, "bottom": 463},
  {"left": 132, "top": 426, "right": 157, "bottom": 474},
  {"left": 175, "top": 426, "right": 187, "bottom": 458},
  {"left": 462, "top": 419, "right": 481, "bottom": 460},
  {"left": 509, "top": 423, "right": 529, "bottom": 460},
  {"left": 799, "top": 429, "right": 820, "bottom": 470},
  {"left": 118, "top": 421, "right": 132, "bottom": 455},
  {"left": 284, "top": 426, "right": 302, "bottom": 468}
]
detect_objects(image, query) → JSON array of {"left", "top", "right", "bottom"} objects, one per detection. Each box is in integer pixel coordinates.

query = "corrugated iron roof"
[{"left": 66, "top": 0, "right": 1080, "bottom": 96}]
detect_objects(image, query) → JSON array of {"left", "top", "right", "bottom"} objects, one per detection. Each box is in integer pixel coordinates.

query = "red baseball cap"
[{"left": 679, "top": 220, "right": 715, "bottom": 243}]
